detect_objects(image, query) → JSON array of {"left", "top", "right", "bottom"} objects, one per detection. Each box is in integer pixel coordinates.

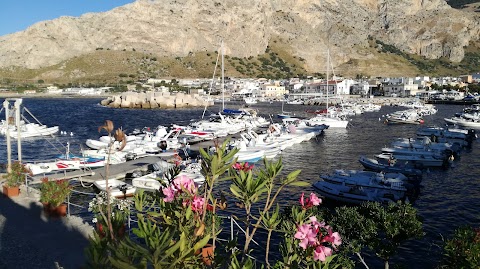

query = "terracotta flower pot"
[
  {"left": 96, "top": 222, "right": 126, "bottom": 239},
  {"left": 52, "top": 204, "right": 67, "bottom": 217},
  {"left": 42, "top": 203, "right": 67, "bottom": 218},
  {"left": 201, "top": 244, "right": 214, "bottom": 266},
  {"left": 3, "top": 185, "right": 20, "bottom": 198}
]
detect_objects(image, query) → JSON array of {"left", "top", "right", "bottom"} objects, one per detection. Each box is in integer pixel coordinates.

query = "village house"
[{"left": 382, "top": 77, "right": 420, "bottom": 97}]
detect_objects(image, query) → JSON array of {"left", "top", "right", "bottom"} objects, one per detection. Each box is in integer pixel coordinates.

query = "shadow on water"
[{"left": 0, "top": 196, "right": 89, "bottom": 269}]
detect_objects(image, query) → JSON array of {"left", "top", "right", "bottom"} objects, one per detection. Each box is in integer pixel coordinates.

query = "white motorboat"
[
  {"left": 376, "top": 153, "right": 445, "bottom": 167},
  {"left": 358, "top": 155, "right": 422, "bottom": 178},
  {"left": 282, "top": 118, "right": 329, "bottom": 136},
  {"left": 132, "top": 174, "right": 163, "bottom": 191},
  {"left": 445, "top": 116, "right": 480, "bottom": 129},
  {"left": 0, "top": 100, "right": 59, "bottom": 138},
  {"left": 391, "top": 137, "right": 460, "bottom": 155},
  {"left": 0, "top": 121, "right": 59, "bottom": 138},
  {"left": 244, "top": 97, "right": 258, "bottom": 105},
  {"left": 314, "top": 169, "right": 411, "bottom": 204},
  {"left": 306, "top": 115, "right": 349, "bottom": 128},
  {"left": 381, "top": 146, "right": 446, "bottom": 160},
  {"left": 94, "top": 179, "right": 136, "bottom": 198},
  {"left": 132, "top": 162, "right": 204, "bottom": 191},
  {"left": 230, "top": 133, "right": 282, "bottom": 159},
  {"left": 27, "top": 159, "right": 82, "bottom": 175},
  {"left": 385, "top": 110, "right": 424, "bottom": 125},
  {"left": 313, "top": 180, "right": 406, "bottom": 204},
  {"left": 234, "top": 148, "right": 266, "bottom": 163}
]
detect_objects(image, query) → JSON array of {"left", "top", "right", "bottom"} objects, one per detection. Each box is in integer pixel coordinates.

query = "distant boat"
[
  {"left": 244, "top": 97, "right": 258, "bottom": 105},
  {"left": 94, "top": 179, "right": 136, "bottom": 198},
  {"left": 286, "top": 99, "right": 303, "bottom": 105},
  {"left": 277, "top": 101, "right": 293, "bottom": 119}
]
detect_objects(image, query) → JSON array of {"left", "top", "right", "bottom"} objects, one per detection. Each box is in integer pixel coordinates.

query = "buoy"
[{"left": 70, "top": 132, "right": 74, "bottom": 136}]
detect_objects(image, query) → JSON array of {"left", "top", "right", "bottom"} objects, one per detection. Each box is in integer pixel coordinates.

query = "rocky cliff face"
[{"left": 0, "top": 0, "right": 478, "bottom": 74}]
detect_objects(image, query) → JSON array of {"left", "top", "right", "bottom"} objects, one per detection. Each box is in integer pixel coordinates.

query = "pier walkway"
[
  {"left": 28, "top": 135, "right": 239, "bottom": 185},
  {"left": 29, "top": 155, "right": 175, "bottom": 184}
]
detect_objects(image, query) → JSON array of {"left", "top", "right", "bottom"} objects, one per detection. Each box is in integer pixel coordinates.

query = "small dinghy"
[
  {"left": 94, "top": 179, "right": 136, "bottom": 198},
  {"left": 132, "top": 161, "right": 205, "bottom": 191}
]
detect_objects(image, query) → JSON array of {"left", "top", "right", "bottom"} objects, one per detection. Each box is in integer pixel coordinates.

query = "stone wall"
[{"left": 100, "top": 91, "right": 213, "bottom": 109}]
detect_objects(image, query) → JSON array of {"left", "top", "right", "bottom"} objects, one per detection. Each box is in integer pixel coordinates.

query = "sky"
[{"left": 0, "top": 0, "right": 135, "bottom": 36}]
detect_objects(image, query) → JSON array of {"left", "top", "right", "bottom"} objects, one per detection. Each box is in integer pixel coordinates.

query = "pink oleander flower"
[
  {"left": 300, "top": 193, "right": 322, "bottom": 209},
  {"left": 173, "top": 175, "right": 196, "bottom": 194},
  {"left": 309, "top": 193, "right": 322, "bottom": 206},
  {"left": 162, "top": 186, "right": 176, "bottom": 202},
  {"left": 191, "top": 196, "right": 205, "bottom": 212},
  {"left": 322, "top": 227, "right": 342, "bottom": 248},
  {"left": 313, "top": 245, "right": 333, "bottom": 262},
  {"left": 232, "top": 162, "right": 254, "bottom": 172},
  {"left": 294, "top": 223, "right": 318, "bottom": 250},
  {"left": 309, "top": 216, "right": 327, "bottom": 231}
]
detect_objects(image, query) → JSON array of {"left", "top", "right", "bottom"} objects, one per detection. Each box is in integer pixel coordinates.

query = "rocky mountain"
[{"left": 0, "top": 0, "right": 479, "bottom": 80}]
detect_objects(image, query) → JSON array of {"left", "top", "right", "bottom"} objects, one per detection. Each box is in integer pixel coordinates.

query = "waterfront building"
[
  {"left": 383, "top": 77, "right": 419, "bottom": 97},
  {"left": 260, "top": 81, "right": 287, "bottom": 98}
]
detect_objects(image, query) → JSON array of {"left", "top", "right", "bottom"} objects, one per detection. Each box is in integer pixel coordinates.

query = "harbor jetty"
[{"left": 100, "top": 91, "right": 214, "bottom": 109}]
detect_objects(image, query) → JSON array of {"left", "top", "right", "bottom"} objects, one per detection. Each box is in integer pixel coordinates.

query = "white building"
[
  {"left": 47, "top": 86, "right": 62, "bottom": 94},
  {"left": 260, "top": 82, "right": 287, "bottom": 98},
  {"left": 383, "top": 77, "right": 419, "bottom": 97},
  {"left": 303, "top": 79, "right": 354, "bottom": 96}
]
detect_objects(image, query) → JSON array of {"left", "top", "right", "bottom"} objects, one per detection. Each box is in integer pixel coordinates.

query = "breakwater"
[
  {"left": 303, "top": 96, "right": 416, "bottom": 106},
  {"left": 100, "top": 91, "right": 214, "bottom": 109},
  {"left": 426, "top": 99, "right": 480, "bottom": 105}
]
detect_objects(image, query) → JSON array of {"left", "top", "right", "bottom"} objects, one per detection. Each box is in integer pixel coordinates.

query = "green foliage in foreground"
[{"left": 441, "top": 226, "right": 480, "bottom": 269}]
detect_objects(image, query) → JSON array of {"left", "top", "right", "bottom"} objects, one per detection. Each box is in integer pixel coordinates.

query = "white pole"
[
  {"left": 326, "top": 50, "right": 329, "bottom": 114},
  {"left": 3, "top": 100, "right": 11, "bottom": 173},
  {"left": 14, "top": 99, "right": 22, "bottom": 162},
  {"left": 221, "top": 40, "right": 225, "bottom": 112}
]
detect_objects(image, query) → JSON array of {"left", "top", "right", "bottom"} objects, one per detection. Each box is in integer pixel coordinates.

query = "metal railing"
[{"left": 25, "top": 177, "right": 264, "bottom": 264}]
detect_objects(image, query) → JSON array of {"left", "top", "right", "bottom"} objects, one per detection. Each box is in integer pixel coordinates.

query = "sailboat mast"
[
  {"left": 221, "top": 41, "right": 225, "bottom": 111},
  {"left": 326, "top": 49, "right": 329, "bottom": 114}
]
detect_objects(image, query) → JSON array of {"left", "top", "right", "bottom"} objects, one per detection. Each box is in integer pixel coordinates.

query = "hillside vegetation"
[{"left": 0, "top": 39, "right": 479, "bottom": 85}]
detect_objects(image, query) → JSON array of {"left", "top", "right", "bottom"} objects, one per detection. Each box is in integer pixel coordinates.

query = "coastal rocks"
[{"left": 100, "top": 91, "right": 213, "bottom": 109}]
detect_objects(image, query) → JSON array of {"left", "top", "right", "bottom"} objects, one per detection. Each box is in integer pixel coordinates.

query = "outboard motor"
[
  {"left": 125, "top": 152, "right": 137, "bottom": 161},
  {"left": 158, "top": 140, "right": 168, "bottom": 151}
]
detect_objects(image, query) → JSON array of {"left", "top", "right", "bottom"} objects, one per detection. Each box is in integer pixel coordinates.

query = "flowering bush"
[
  {"left": 160, "top": 174, "right": 217, "bottom": 233},
  {"left": 294, "top": 215, "right": 342, "bottom": 262},
  {"left": 3, "top": 161, "right": 30, "bottom": 187},
  {"left": 85, "top": 141, "right": 341, "bottom": 268},
  {"left": 88, "top": 191, "right": 132, "bottom": 237},
  {"left": 232, "top": 162, "right": 254, "bottom": 172},
  {"left": 442, "top": 226, "right": 480, "bottom": 268},
  {"left": 39, "top": 178, "right": 72, "bottom": 207},
  {"left": 275, "top": 192, "right": 341, "bottom": 268}
]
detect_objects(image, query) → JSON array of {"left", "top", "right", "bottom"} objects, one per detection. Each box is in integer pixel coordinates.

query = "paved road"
[{"left": 0, "top": 187, "right": 93, "bottom": 269}]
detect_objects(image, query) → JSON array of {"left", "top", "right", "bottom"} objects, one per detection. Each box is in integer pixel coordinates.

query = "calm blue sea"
[{"left": 1, "top": 97, "right": 479, "bottom": 268}]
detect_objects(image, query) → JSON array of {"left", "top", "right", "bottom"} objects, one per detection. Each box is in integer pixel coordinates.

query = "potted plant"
[
  {"left": 88, "top": 191, "right": 132, "bottom": 239},
  {"left": 39, "top": 178, "right": 72, "bottom": 217},
  {"left": 2, "top": 161, "right": 30, "bottom": 198}
]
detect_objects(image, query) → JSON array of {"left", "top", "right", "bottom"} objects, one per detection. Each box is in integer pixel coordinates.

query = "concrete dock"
[{"left": 29, "top": 155, "right": 176, "bottom": 184}]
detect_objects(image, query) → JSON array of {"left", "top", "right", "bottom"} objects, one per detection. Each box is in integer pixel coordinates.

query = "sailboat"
[
  {"left": 306, "top": 50, "right": 349, "bottom": 128},
  {"left": 277, "top": 100, "right": 293, "bottom": 119},
  {"left": 218, "top": 41, "right": 243, "bottom": 116}
]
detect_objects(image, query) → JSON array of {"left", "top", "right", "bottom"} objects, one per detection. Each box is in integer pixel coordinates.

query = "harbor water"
[{"left": 1, "top": 97, "right": 479, "bottom": 268}]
